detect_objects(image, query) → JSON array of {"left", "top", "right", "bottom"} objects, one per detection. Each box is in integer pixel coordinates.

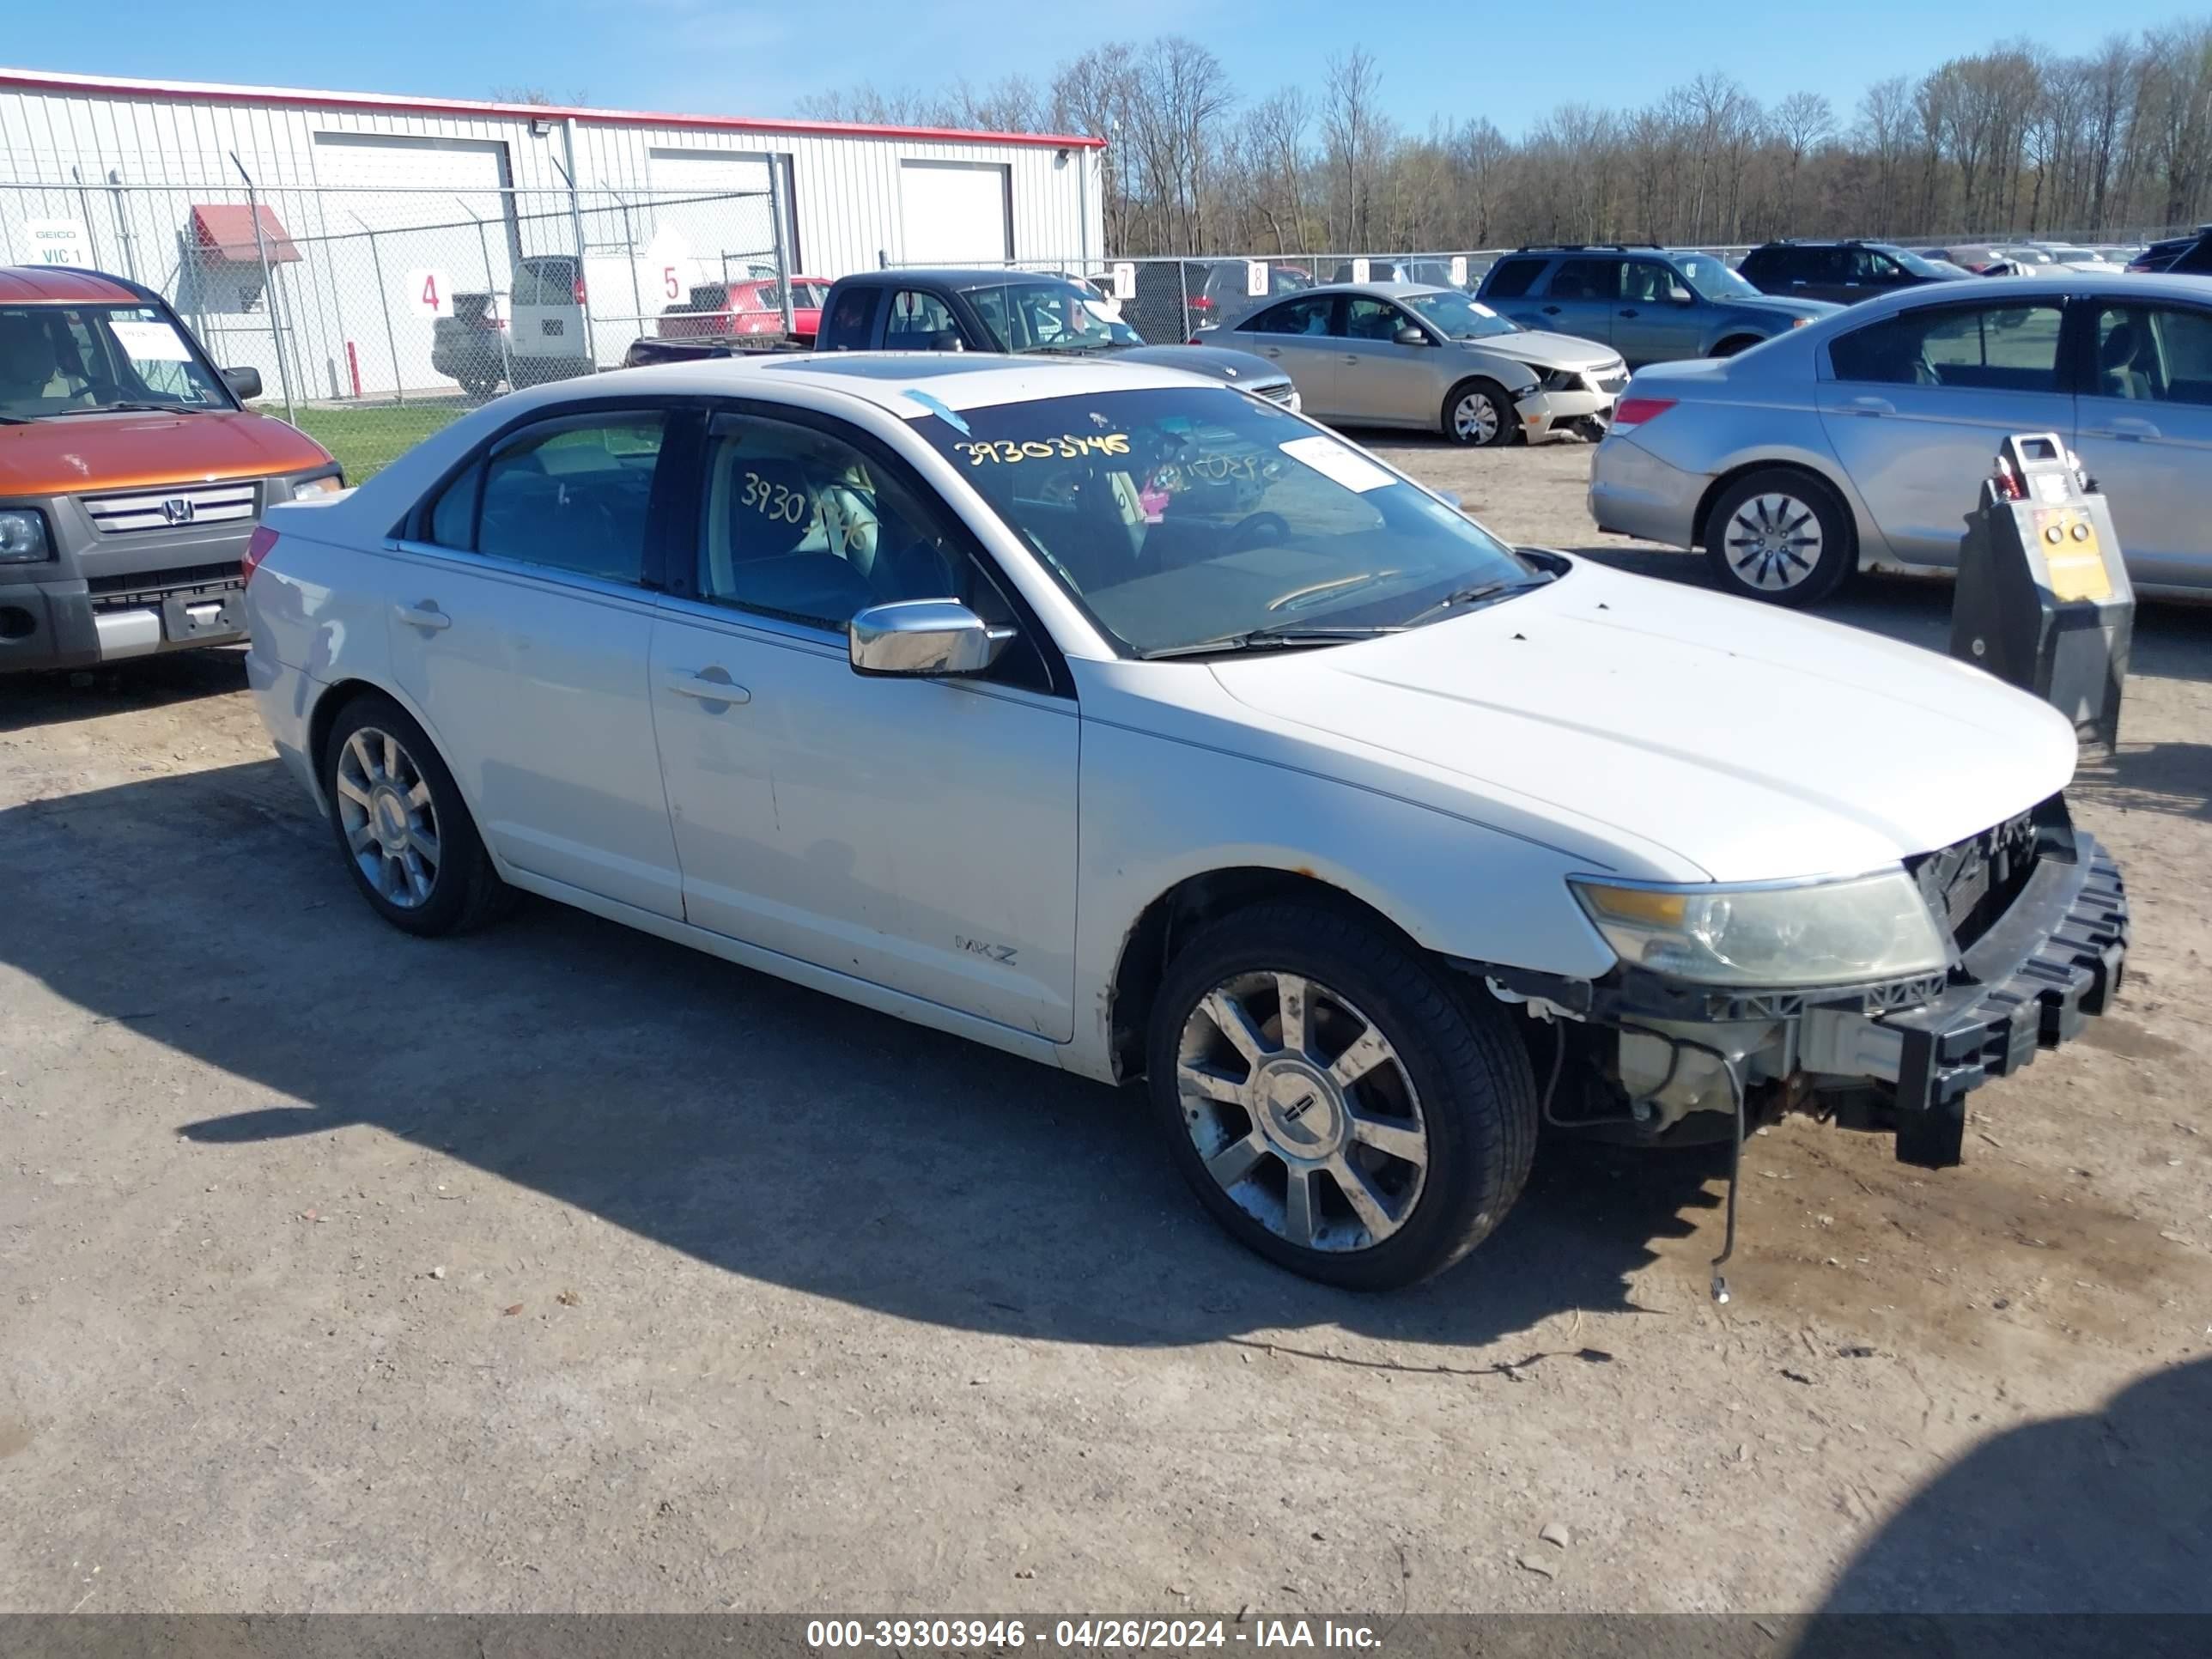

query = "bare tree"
[{"left": 1322, "top": 48, "right": 1385, "bottom": 248}]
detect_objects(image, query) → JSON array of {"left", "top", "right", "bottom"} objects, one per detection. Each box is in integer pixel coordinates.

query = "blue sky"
[{"left": 4, "top": 2, "right": 2191, "bottom": 136}]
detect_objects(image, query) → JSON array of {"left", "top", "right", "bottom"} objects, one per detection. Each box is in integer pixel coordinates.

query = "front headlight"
[
  {"left": 289, "top": 469, "right": 346, "bottom": 501},
  {"left": 1569, "top": 870, "right": 1948, "bottom": 988},
  {"left": 0, "top": 507, "right": 52, "bottom": 562},
  {"left": 1527, "top": 366, "right": 1581, "bottom": 393}
]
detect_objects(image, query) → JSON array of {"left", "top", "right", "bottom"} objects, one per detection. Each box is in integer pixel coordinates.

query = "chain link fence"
[{"left": 2, "top": 179, "right": 787, "bottom": 477}]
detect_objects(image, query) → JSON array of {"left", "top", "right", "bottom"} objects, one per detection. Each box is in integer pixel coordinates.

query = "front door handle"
[
  {"left": 2091, "top": 416, "right": 2161, "bottom": 441},
  {"left": 1843, "top": 395, "right": 1895, "bottom": 417},
  {"left": 394, "top": 602, "right": 452, "bottom": 631},
  {"left": 1262, "top": 346, "right": 1282, "bottom": 357},
  {"left": 663, "top": 669, "right": 750, "bottom": 704},
  {"left": 1540, "top": 305, "right": 1562, "bottom": 315},
  {"left": 1341, "top": 354, "right": 1360, "bottom": 365},
  {"left": 1619, "top": 307, "right": 1640, "bottom": 319}
]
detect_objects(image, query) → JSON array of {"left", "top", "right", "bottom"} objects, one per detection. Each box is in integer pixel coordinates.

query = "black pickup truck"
[{"left": 622, "top": 268, "right": 1303, "bottom": 410}]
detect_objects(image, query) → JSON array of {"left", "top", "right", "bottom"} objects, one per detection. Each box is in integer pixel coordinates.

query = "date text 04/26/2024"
[{"left": 803, "top": 1620, "right": 1385, "bottom": 1650}]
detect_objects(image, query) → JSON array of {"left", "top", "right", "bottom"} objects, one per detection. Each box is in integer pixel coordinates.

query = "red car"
[{"left": 657, "top": 276, "right": 830, "bottom": 344}]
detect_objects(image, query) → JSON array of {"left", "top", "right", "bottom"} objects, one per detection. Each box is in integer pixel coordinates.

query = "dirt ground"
[{"left": 3, "top": 436, "right": 2208, "bottom": 1617}]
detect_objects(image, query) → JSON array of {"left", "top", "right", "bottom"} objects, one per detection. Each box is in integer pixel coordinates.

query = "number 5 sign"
[{"left": 402, "top": 268, "right": 454, "bottom": 317}]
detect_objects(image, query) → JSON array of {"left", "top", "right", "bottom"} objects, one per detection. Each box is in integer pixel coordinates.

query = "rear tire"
[
  {"left": 1443, "top": 379, "right": 1521, "bottom": 448},
  {"left": 320, "top": 692, "right": 513, "bottom": 938},
  {"left": 1145, "top": 901, "right": 1538, "bottom": 1290},
  {"left": 1703, "top": 467, "right": 1855, "bottom": 607}
]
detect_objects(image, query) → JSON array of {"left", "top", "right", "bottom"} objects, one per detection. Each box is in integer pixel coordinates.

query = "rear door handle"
[
  {"left": 1340, "top": 354, "right": 1360, "bottom": 365},
  {"left": 2091, "top": 416, "right": 2161, "bottom": 441},
  {"left": 1540, "top": 305, "right": 1562, "bottom": 315},
  {"left": 1843, "top": 395, "right": 1895, "bottom": 417},
  {"left": 1261, "top": 346, "right": 1282, "bottom": 357},
  {"left": 1618, "top": 307, "right": 1640, "bottom": 319},
  {"left": 393, "top": 602, "right": 452, "bottom": 631},
  {"left": 663, "top": 669, "right": 750, "bottom": 704}
]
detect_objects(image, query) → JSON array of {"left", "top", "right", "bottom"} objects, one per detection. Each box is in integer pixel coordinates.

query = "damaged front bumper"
[{"left": 1480, "top": 810, "right": 2130, "bottom": 1170}]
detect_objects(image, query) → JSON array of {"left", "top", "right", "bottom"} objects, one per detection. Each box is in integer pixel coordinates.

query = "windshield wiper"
[
  {"left": 1139, "top": 623, "right": 1401, "bottom": 660},
  {"left": 47, "top": 401, "right": 187, "bottom": 416},
  {"left": 1401, "top": 576, "right": 1548, "bottom": 627}
]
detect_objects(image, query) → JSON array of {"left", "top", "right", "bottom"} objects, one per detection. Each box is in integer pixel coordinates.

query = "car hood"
[
  {"left": 0, "top": 407, "right": 331, "bottom": 495},
  {"left": 1206, "top": 560, "right": 2076, "bottom": 883},
  {"left": 1114, "top": 343, "right": 1293, "bottom": 386},
  {"left": 1717, "top": 293, "right": 1839, "bottom": 320},
  {"left": 1461, "top": 330, "right": 1620, "bottom": 371}
]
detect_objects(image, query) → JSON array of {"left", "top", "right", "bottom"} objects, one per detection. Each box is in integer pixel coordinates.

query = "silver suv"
[{"left": 1478, "top": 245, "right": 1838, "bottom": 368}]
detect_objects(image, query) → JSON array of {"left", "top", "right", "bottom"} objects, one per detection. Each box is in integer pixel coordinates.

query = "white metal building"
[{"left": 0, "top": 67, "right": 1106, "bottom": 397}]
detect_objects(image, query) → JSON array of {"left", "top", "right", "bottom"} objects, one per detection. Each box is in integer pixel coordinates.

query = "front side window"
[
  {"left": 698, "top": 417, "right": 968, "bottom": 629},
  {"left": 820, "top": 285, "right": 879, "bottom": 350},
  {"left": 1829, "top": 303, "right": 2064, "bottom": 391},
  {"left": 1243, "top": 295, "right": 1336, "bottom": 337},
  {"left": 1622, "top": 262, "right": 1688, "bottom": 304},
  {"left": 1343, "top": 298, "right": 1412, "bottom": 342},
  {"left": 910, "top": 387, "right": 1541, "bottom": 657},
  {"left": 2092, "top": 303, "right": 2212, "bottom": 404},
  {"left": 1400, "top": 289, "right": 1518, "bottom": 340},
  {"left": 0, "top": 303, "right": 231, "bottom": 418},
  {"left": 886, "top": 290, "right": 961, "bottom": 349},
  {"left": 1674, "top": 253, "right": 1758, "bottom": 300},
  {"left": 464, "top": 413, "right": 666, "bottom": 583},
  {"left": 961, "top": 280, "right": 1141, "bottom": 353}
]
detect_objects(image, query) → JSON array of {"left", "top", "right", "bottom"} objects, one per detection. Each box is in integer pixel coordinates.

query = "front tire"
[
  {"left": 1703, "top": 467, "right": 1855, "bottom": 606},
  {"left": 1145, "top": 902, "right": 1538, "bottom": 1290},
  {"left": 1711, "top": 335, "right": 1762, "bottom": 358},
  {"left": 1443, "top": 379, "right": 1521, "bottom": 448},
  {"left": 321, "top": 692, "right": 512, "bottom": 937}
]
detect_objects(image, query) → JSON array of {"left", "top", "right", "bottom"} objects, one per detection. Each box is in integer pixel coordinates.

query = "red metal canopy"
[{"left": 189, "top": 204, "right": 301, "bottom": 264}]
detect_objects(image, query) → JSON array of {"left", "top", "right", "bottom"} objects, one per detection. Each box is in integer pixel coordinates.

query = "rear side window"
[
  {"left": 819, "top": 285, "right": 879, "bottom": 350},
  {"left": 467, "top": 413, "right": 667, "bottom": 583},
  {"left": 1243, "top": 295, "right": 1335, "bottom": 336},
  {"left": 1482, "top": 258, "right": 1545, "bottom": 300}
]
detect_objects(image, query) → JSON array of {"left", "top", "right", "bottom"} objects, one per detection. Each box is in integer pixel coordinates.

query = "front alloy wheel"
[
  {"left": 1177, "top": 971, "right": 1429, "bottom": 1254},
  {"left": 1145, "top": 902, "right": 1538, "bottom": 1289}
]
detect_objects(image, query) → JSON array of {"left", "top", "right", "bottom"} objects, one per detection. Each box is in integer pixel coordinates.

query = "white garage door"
[
  {"left": 308, "top": 134, "right": 516, "bottom": 396},
  {"left": 900, "top": 161, "right": 1011, "bottom": 265},
  {"left": 647, "top": 148, "right": 791, "bottom": 281}
]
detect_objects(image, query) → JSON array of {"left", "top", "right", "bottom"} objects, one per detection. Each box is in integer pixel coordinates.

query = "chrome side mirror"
[{"left": 848, "top": 599, "right": 1011, "bottom": 678}]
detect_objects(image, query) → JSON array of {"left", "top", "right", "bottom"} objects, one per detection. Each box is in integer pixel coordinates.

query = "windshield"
[
  {"left": 1891, "top": 248, "right": 1960, "bottom": 278},
  {"left": 1400, "top": 289, "right": 1519, "bottom": 339},
  {"left": 961, "top": 280, "right": 1145, "bottom": 354},
  {"left": 912, "top": 386, "right": 1540, "bottom": 656},
  {"left": 1674, "top": 253, "right": 1759, "bottom": 299},
  {"left": 0, "top": 302, "right": 233, "bottom": 420}
]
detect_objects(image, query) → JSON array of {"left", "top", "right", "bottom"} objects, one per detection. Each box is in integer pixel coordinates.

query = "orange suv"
[{"left": 1, "top": 265, "right": 341, "bottom": 674}]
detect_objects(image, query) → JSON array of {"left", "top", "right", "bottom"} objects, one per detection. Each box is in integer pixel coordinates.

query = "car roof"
[
  {"left": 838, "top": 268, "right": 1083, "bottom": 288},
  {"left": 1852, "top": 270, "right": 2212, "bottom": 314},
  {"left": 532, "top": 351, "right": 1216, "bottom": 414},
  {"left": 1291, "top": 281, "right": 1446, "bottom": 299},
  {"left": 0, "top": 264, "right": 145, "bottom": 305}
]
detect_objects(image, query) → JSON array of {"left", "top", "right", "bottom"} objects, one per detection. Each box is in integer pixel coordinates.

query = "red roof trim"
[{"left": 0, "top": 67, "right": 1108, "bottom": 150}]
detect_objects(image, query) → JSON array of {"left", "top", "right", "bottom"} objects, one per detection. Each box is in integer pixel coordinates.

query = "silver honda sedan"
[
  {"left": 1212, "top": 283, "right": 1627, "bottom": 447},
  {"left": 1589, "top": 271, "right": 2212, "bottom": 605}
]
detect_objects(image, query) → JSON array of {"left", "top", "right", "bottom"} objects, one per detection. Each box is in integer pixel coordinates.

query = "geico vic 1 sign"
[{"left": 23, "top": 219, "right": 91, "bottom": 267}]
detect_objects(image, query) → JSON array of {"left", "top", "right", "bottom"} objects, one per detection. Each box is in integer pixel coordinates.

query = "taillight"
[
  {"left": 243, "top": 524, "right": 278, "bottom": 585},
  {"left": 1188, "top": 295, "right": 1215, "bottom": 312},
  {"left": 573, "top": 276, "right": 588, "bottom": 304},
  {"left": 1612, "top": 397, "right": 1676, "bottom": 431}
]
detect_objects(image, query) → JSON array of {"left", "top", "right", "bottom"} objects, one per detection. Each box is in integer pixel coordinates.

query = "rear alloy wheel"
[
  {"left": 1443, "top": 379, "right": 1521, "bottom": 447},
  {"left": 322, "top": 692, "right": 512, "bottom": 937},
  {"left": 1146, "top": 902, "right": 1537, "bottom": 1289},
  {"left": 1704, "top": 468, "right": 1854, "bottom": 607}
]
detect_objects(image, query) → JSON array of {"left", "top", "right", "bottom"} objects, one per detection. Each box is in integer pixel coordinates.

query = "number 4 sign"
[{"left": 402, "top": 268, "right": 454, "bottom": 317}]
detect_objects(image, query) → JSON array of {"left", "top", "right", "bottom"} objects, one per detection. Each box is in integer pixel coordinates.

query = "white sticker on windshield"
[
  {"left": 108, "top": 319, "right": 192, "bottom": 362},
  {"left": 1470, "top": 301, "right": 1498, "bottom": 318},
  {"left": 1279, "top": 434, "right": 1394, "bottom": 493}
]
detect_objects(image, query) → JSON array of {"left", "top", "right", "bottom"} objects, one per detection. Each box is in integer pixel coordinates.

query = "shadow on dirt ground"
[
  {"left": 0, "top": 760, "right": 1723, "bottom": 1357},
  {"left": 0, "top": 646, "right": 249, "bottom": 732},
  {"left": 1784, "top": 1355, "right": 2212, "bottom": 1654}
]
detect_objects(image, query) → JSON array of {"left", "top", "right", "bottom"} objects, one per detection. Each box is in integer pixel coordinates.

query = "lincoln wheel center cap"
[
  {"left": 372, "top": 787, "right": 410, "bottom": 854},
  {"left": 1256, "top": 1060, "right": 1346, "bottom": 1158}
]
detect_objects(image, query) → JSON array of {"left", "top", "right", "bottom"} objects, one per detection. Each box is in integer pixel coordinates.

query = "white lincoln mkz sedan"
[{"left": 246, "top": 356, "right": 2127, "bottom": 1291}]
